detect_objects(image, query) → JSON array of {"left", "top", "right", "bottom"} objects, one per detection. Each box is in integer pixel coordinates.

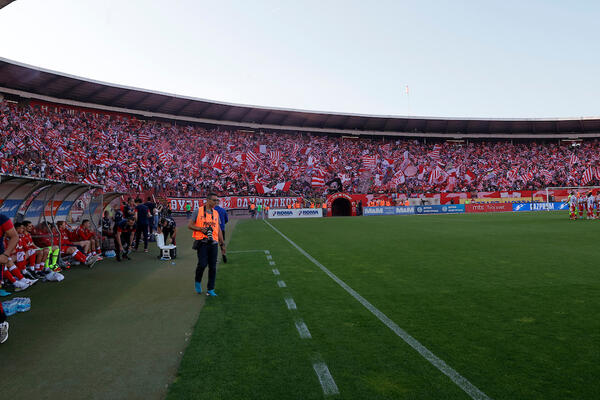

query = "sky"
[{"left": 0, "top": 0, "right": 599, "bottom": 119}]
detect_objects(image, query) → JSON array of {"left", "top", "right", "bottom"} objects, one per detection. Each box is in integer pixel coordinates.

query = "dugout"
[{"left": 0, "top": 174, "right": 115, "bottom": 251}]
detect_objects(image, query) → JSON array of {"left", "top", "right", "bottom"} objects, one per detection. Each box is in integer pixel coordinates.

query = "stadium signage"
[
  {"left": 363, "top": 206, "right": 415, "bottom": 216},
  {"left": 168, "top": 196, "right": 303, "bottom": 211},
  {"left": 512, "top": 202, "right": 569, "bottom": 212},
  {"left": 465, "top": 203, "right": 513, "bottom": 213},
  {"left": 414, "top": 205, "right": 465, "bottom": 215},
  {"left": 268, "top": 208, "right": 323, "bottom": 219}
]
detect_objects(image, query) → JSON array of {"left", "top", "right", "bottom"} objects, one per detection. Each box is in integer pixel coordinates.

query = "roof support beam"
[
  {"left": 106, "top": 90, "right": 131, "bottom": 105},
  {"left": 174, "top": 100, "right": 193, "bottom": 115},
  {"left": 58, "top": 81, "right": 86, "bottom": 98}
]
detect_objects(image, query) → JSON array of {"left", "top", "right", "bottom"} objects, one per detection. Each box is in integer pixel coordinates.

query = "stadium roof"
[
  {"left": 1, "top": 57, "right": 600, "bottom": 139},
  {"left": 0, "top": 1, "right": 16, "bottom": 10}
]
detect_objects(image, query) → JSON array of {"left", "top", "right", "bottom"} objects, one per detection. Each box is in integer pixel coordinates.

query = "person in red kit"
[
  {"left": 54, "top": 221, "right": 99, "bottom": 268},
  {"left": 76, "top": 219, "right": 102, "bottom": 260},
  {"left": 11, "top": 223, "right": 39, "bottom": 283},
  {"left": 1, "top": 213, "right": 20, "bottom": 343},
  {"left": 22, "top": 220, "right": 51, "bottom": 276}
]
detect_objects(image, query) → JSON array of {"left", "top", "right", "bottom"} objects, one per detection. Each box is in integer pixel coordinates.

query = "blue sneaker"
[
  {"left": 0, "top": 289, "right": 11, "bottom": 297},
  {"left": 195, "top": 282, "right": 202, "bottom": 294},
  {"left": 206, "top": 290, "right": 218, "bottom": 297}
]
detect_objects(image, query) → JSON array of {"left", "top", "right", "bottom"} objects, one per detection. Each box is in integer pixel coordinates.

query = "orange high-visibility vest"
[
  {"left": 322, "top": 203, "right": 327, "bottom": 209},
  {"left": 250, "top": 204, "right": 256, "bottom": 210},
  {"left": 310, "top": 203, "right": 315, "bottom": 208},
  {"left": 192, "top": 207, "right": 220, "bottom": 242},
  {"left": 404, "top": 200, "right": 409, "bottom": 206},
  {"left": 287, "top": 204, "right": 292, "bottom": 209}
]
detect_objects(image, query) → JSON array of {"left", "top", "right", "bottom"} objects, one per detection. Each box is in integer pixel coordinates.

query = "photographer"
[{"left": 188, "top": 192, "right": 225, "bottom": 297}]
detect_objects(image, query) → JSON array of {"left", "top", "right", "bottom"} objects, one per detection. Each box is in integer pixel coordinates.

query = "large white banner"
[{"left": 268, "top": 208, "right": 323, "bottom": 219}]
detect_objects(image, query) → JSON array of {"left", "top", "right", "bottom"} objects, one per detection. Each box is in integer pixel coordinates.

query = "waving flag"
[
  {"left": 464, "top": 170, "right": 476, "bottom": 183},
  {"left": 245, "top": 151, "right": 259, "bottom": 163},
  {"left": 582, "top": 166, "right": 595, "bottom": 185},
  {"left": 273, "top": 181, "right": 291, "bottom": 192}
]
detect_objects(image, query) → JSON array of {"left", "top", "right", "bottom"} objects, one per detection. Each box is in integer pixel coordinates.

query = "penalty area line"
[{"left": 264, "top": 220, "right": 492, "bottom": 400}]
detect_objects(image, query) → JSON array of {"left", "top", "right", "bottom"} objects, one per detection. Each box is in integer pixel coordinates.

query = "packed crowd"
[{"left": 1, "top": 100, "right": 600, "bottom": 198}]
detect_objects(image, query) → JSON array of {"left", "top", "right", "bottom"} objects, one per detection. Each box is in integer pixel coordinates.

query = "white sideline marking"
[
  {"left": 265, "top": 220, "right": 492, "bottom": 400},
  {"left": 295, "top": 319, "right": 312, "bottom": 338},
  {"left": 272, "top": 268, "right": 280, "bottom": 276},
  {"left": 313, "top": 362, "right": 339, "bottom": 396},
  {"left": 284, "top": 297, "right": 297, "bottom": 310},
  {"left": 277, "top": 280, "right": 287, "bottom": 288},
  {"left": 269, "top": 261, "right": 276, "bottom": 265},
  {"left": 266, "top": 255, "right": 273, "bottom": 260},
  {"left": 228, "top": 250, "right": 267, "bottom": 254}
]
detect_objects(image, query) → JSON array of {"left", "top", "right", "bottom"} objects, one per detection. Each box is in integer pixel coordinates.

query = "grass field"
[{"left": 168, "top": 212, "right": 600, "bottom": 400}]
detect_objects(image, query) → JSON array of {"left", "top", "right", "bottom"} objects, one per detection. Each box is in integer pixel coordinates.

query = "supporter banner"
[
  {"left": 268, "top": 208, "right": 323, "bottom": 219},
  {"left": 513, "top": 202, "right": 569, "bottom": 212},
  {"left": 363, "top": 206, "right": 415, "bottom": 216},
  {"left": 465, "top": 203, "right": 513, "bottom": 213},
  {"left": 168, "top": 196, "right": 303, "bottom": 212},
  {"left": 414, "top": 205, "right": 465, "bottom": 214}
]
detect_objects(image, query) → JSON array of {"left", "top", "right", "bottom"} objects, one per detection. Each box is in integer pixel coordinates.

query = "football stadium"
[{"left": 1, "top": 2, "right": 600, "bottom": 400}]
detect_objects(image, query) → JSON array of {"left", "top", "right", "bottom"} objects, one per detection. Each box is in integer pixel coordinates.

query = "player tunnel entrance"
[{"left": 331, "top": 198, "right": 351, "bottom": 216}]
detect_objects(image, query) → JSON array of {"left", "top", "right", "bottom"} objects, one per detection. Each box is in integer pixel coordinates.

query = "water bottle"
[
  {"left": 2, "top": 300, "right": 16, "bottom": 316},
  {"left": 23, "top": 298, "right": 31, "bottom": 312}
]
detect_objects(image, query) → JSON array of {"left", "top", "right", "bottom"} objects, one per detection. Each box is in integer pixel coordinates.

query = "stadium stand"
[{"left": 1, "top": 99, "right": 600, "bottom": 198}]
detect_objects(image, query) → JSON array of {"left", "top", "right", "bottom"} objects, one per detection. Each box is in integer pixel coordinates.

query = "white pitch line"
[
  {"left": 277, "top": 280, "right": 287, "bottom": 288},
  {"left": 295, "top": 319, "right": 312, "bottom": 338},
  {"left": 269, "top": 261, "right": 276, "bottom": 265},
  {"left": 264, "top": 220, "right": 491, "bottom": 400},
  {"left": 272, "top": 268, "right": 280, "bottom": 276},
  {"left": 313, "top": 362, "right": 339, "bottom": 396},
  {"left": 284, "top": 297, "right": 297, "bottom": 310}
]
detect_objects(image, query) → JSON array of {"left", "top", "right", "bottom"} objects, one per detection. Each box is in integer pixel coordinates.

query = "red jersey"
[{"left": 76, "top": 226, "right": 94, "bottom": 241}]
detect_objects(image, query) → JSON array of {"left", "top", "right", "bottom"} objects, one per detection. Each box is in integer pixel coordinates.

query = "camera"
[{"left": 201, "top": 226, "right": 215, "bottom": 244}]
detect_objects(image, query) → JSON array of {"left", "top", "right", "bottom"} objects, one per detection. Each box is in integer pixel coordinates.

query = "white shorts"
[{"left": 16, "top": 252, "right": 25, "bottom": 262}]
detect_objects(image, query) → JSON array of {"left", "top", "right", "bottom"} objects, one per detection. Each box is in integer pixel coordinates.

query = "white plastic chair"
[{"left": 155, "top": 233, "right": 176, "bottom": 260}]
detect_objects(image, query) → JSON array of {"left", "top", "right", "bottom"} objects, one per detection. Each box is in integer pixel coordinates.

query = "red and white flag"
[
  {"left": 254, "top": 183, "right": 272, "bottom": 194},
  {"left": 582, "top": 166, "right": 595, "bottom": 185},
  {"left": 211, "top": 155, "right": 224, "bottom": 172},
  {"left": 273, "top": 181, "right": 291, "bottom": 192},
  {"left": 569, "top": 154, "right": 579, "bottom": 165},
  {"left": 311, "top": 176, "right": 325, "bottom": 188},
  {"left": 464, "top": 170, "right": 476, "bottom": 183},
  {"left": 507, "top": 166, "right": 519, "bottom": 181},
  {"left": 245, "top": 150, "right": 259, "bottom": 163},
  {"left": 83, "top": 174, "right": 98, "bottom": 185}
]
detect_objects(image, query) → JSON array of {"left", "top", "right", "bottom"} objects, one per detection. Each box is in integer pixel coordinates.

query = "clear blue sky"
[{"left": 1, "top": 0, "right": 599, "bottom": 118}]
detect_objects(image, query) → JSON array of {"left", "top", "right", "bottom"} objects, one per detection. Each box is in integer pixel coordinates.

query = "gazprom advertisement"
[
  {"left": 414, "top": 205, "right": 465, "bottom": 214},
  {"left": 512, "top": 202, "right": 569, "bottom": 212},
  {"left": 363, "top": 206, "right": 415, "bottom": 216}
]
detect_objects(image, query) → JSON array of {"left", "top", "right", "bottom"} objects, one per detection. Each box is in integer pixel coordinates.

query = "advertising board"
[
  {"left": 465, "top": 203, "right": 513, "bottom": 213},
  {"left": 268, "top": 208, "right": 323, "bottom": 219},
  {"left": 414, "top": 205, "right": 465, "bottom": 214},
  {"left": 363, "top": 206, "right": 415, "bottom": 216},
  {"left": 513, "top": 202, "right": 569, "bottom": 212}
]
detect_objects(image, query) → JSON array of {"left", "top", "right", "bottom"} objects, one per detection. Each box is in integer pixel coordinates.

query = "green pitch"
[{"left": 168, "top": 212, "right": 600, "bottom": 400}]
